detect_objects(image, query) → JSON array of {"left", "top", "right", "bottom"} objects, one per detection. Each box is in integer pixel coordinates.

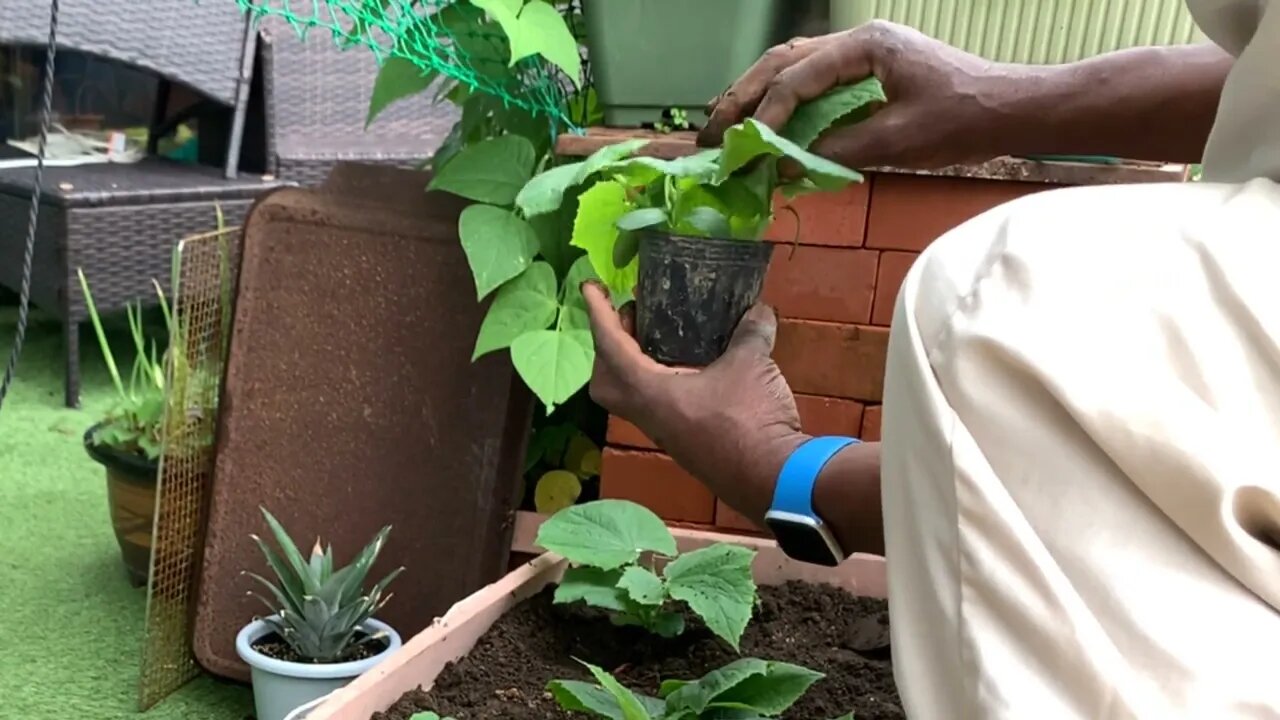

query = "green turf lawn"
[{"left": 0, "top": 303, "right": 252, "bottom": 719}]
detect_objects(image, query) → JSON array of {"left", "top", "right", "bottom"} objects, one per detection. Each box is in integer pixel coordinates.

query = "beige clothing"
[{"left": 880, "top": 2, "right": 1280, "bottom": 717}]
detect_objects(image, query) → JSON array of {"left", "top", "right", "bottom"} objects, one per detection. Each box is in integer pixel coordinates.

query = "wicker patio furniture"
[{"left": 0, "top": 1, "right": 457, "bottom": 407}]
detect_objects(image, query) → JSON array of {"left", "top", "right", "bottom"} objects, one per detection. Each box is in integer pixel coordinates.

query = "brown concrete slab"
[{"left": 193, "top": 163, "right": 531, "bottom": 681}]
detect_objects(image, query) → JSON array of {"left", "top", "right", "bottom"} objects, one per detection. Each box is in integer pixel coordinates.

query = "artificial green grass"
[{"left": 0, "top": 305, "right": 252, "bottom": 719}]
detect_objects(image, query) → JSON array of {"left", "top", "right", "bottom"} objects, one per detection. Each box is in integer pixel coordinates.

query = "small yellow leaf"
[
  {"left": 535, "top": 470, "right": 583, "bottom": 514},
  {"left": 564, "top": 433, "right": 601, "bottom": 478}
]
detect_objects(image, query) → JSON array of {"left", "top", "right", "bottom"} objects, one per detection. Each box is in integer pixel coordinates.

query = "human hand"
[
  {"left": 698, "top": 20, "right": 1013, "bottom": 169},
  {"left": 582, "top": 282, "right": 806, "bottom": 496}
]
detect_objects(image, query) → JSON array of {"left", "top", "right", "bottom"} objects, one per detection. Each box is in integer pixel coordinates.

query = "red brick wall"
[{"left": 602, "top": 172, "right": 1052, "bottom": 533}]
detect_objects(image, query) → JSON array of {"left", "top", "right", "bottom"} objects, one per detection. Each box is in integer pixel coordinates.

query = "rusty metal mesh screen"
[{"left": 137, "top": 225, "right": 242, "bottom": 710}]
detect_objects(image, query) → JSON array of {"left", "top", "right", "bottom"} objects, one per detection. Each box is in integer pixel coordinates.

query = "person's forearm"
[
  {"left": 717, "top": 432, "right": 885, "bottom": 557},
  {"left": 977, "top": 43, "right": 1233, "bottom": 163}
]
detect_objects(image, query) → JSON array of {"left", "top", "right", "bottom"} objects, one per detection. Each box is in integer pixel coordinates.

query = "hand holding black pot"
[{"left": 582, "top": 281, "right": 808, "bottom": 524}]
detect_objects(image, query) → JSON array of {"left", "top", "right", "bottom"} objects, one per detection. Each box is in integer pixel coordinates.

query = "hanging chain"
[{"left": 0, "top": 0, "right": 62, "bottom": 414}]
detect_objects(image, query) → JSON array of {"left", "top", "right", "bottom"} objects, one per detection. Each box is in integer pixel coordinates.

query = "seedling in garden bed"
[
  {"left": 548, "top": 656, "right": 855, "bottom": 719},
  {"left": 536, "top": 499, "right": 758, "bottom": 648}
]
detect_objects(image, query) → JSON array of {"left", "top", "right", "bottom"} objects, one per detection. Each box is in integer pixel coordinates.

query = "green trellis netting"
[{"left": 233, "top": 0, "right": 581, "bottom": 130}]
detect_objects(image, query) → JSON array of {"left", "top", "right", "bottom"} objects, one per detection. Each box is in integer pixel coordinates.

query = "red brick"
[
  {"left": 774, "top": 320, "right": 889, "bottom": 402},
  {"left": 861, "top": 405, "right": 882, "bottom": 442},
  {"left": 764, "top": 184, "right": 870, "bottom": 248},
  {"left": 600, "top": 449, "right": 716, "bottom": 524},
  {"left": 871, "top": 251, "right": 918, "bottom": 326},
  {"left": 606, "top": 394, "right": 863, "bottom": 451},
  {"left": 606, "top": 415, "right": 654, "bottom": 450},
  {"left": 715, "top": 500, "right": 767, "bottom": 535},
  {"left": 866, "top": 174, "right": 1050, "bottom": 252},
  {"left": 763, "top": 246, "right": 877, "bottom": 324}
]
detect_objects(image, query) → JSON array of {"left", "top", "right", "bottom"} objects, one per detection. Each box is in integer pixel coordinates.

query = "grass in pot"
[
  {"left": 239, "top": 508, "right": 405, "bottom": 720},
  {"left": 514, "top": 77, "right": 886, "bottom": 367},
  {"left": 79, "top": 269, "right": 172, "bottom": 586}
]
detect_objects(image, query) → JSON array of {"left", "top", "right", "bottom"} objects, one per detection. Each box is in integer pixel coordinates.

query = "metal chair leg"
[{"left": 64, "top": 316, "right": 79, "bottom": 409}]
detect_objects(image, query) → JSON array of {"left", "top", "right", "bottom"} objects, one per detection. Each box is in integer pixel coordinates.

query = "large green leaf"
[
  {"left": 709, "top": 661, "right": 826, "bottom": 716},
  {"left": 535, "top": 499, "right": 677, "bottom": 569},
  {"left": 548, "top": 680, "right": 631, "bottom": 720},
  {"left": 781, "top": 77, "right": 887, "bottom": 149},
  {"left": 516, "top": 161, "right": 584, "bottom": 217},
  {"left": 366, "top": 57, "right": 436, "bottom": 128},
  {"left": 664, "top": 658, "right": 770, "bottom": 715},
  {"left": 516, "top": 140, "right": 649, "bottom": 218},
  {"left": 509, "top": 328, "right": 594, "bottom": 411},
  {"left": 663, "top": 544, "right": 757, "bottom": 650},
  {"left": 473, "top": 261, "right": 558, "bottom": 360},
  {"left": 719, "top": 119, "right": 863, "bottom": 190},
  {"left": 571, "top": 180, "right": 638, "bottom": 299},
  {"left": 508, "top": 0, "right": 583, "bottom": 84},
  {"left": 458, "top": 205, "right": 540, "bottom": 300},
  {"left": 554, "top": 566, "right": 629, "bottom": 612},
  {"left": 429, "top": 135, "right": 536, "bottom": 205}
]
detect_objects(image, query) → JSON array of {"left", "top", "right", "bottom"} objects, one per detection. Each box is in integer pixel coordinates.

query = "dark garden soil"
[
  {"left": 375, "top": 581, "right": 903, "bottom": 720},
  {"left": 252, "top": 631, "right": 389, "bottom": 664}
]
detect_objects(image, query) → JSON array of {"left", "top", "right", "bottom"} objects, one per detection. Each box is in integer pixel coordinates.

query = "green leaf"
[
  {"left": 576, "top": 139, "right": 652, "bottom": 184},
  {"left": 719, "top": 119, "right": 863, "bottom": 190},
  {"left": 458, "top": 205, "right": 540, "bottom": 300},
  {"left": 516, "top": 161, "right": 584, "bottom": 217},
  {"left": 366, "top": 57, "right": 436, "bottom": 128},
  {"left": 617, "top": 566, "right": 665, "bottom": 606},
  {"left": 582, "top": 661, "right": 661, "bottom": 720},
  {"left": 510, "top": 328, "right": 594, "bottom": 411},
  {"left": 608, "top": 150, "right": 721, "bottom": 185},
  {"left": 473, "top": 262, "right": 558, "bottom": 360},
  {"left": 616, "top": 207, "right": 668, "bottom": 232},
  {"left": 710, "top": 661, "right": 826, "bottom": 716},
  {"left": 663, "top": 544, "right": 757, "bottom": 650},
  {"left": 682, "top": 207, "right": 732, "bottom": 239},
  {"left": 548, "top": 679, "right": 630, "bottom": 720},
  {"left": 781, "top": 77, "right": 887, "bottom": 149},
  {"left": 664, "top": 658, "right": 769, "bottom": 715},
  {"left": 650, "top": 611, "right": 686, "bottom": 638},
  {"left": 471, "top": 0, "right": 522, "bottom": 34},
  {"left": 535, "top": 499, "right": 677, "bottom": 570},
  {"left": 509, "top": 0, "right": 583, "bottom": 85},
  {"left": 554, "top": 566, "right": 629, "bottom": 612},
  {"left": 571, "top": 180, "right": 638, "bottom": 299},
  {"left": 531, "top": 208, "right": 583, "bottom": 279},
  {"left": 562, "top": 254, "right": 600, "bottom": 310},
  {"left": 429, "top": 135, "right": 536, "bottom": 205}
]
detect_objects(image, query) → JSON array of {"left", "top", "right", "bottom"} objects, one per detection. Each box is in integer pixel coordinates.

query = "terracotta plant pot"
[
  {"left": 237, "top": 617, "right": 403, "bottom": 720},
  {"left": 83, "top": 423, "right": 158, "bottom": 587},
  {"left": 298, "top": 515, "right": 888, "bottom": 720}
]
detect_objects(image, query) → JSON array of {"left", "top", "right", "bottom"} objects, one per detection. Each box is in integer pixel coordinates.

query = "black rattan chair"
[{"left": 0, "top": 2, "right": 457, "bottom": 407}]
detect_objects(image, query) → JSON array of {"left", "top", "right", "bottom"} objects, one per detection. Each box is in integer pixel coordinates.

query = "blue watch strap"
[{"left": 770, "top": 436, "right": 860, "bottom": 517}]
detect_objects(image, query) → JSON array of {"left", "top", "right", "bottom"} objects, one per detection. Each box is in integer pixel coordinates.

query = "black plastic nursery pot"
[
  {"left": 636, "top": 232, "right": 774, "bottom": 367},
  {"left": 84, "top": 424, "right": 159, "bottom": 587}
]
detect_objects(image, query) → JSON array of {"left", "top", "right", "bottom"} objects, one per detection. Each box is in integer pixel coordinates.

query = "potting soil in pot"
[{"left": 375, "top": 582, "right": 903, "bottom": 720}]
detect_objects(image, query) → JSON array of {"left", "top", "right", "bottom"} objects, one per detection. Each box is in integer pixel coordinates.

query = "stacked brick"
[{"left": 601, "top": 173, "right": 1053, "bottom": 533}]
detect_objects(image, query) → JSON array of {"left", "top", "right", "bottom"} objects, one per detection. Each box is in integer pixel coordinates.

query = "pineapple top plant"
[{"left": 244, "top": 507, "right": 404, "bottom": 664}]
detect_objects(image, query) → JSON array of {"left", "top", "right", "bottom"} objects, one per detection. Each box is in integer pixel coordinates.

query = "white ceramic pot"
[{"left": 236, "top": 617, "right": 402, "bottom": 720}]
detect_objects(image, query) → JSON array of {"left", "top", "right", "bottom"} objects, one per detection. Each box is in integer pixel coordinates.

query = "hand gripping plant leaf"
[
  {"left": 548, "top": 657, "right": 856, "bottom": 720},
  {"left": 535, "top": 499, "right": 758, "bottom": 649},
  {"left": 244, "top": 507, "right": 404, "bottom": 663}
]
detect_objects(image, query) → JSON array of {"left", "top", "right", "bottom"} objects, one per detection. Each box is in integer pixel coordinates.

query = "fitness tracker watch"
[{"left": 764, "top": 435, "right": 859, "bottom": 567}]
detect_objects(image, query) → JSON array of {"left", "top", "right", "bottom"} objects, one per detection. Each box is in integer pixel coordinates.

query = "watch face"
[{"left": 764, "top": 516, "right": 842, "bottom": 567}]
